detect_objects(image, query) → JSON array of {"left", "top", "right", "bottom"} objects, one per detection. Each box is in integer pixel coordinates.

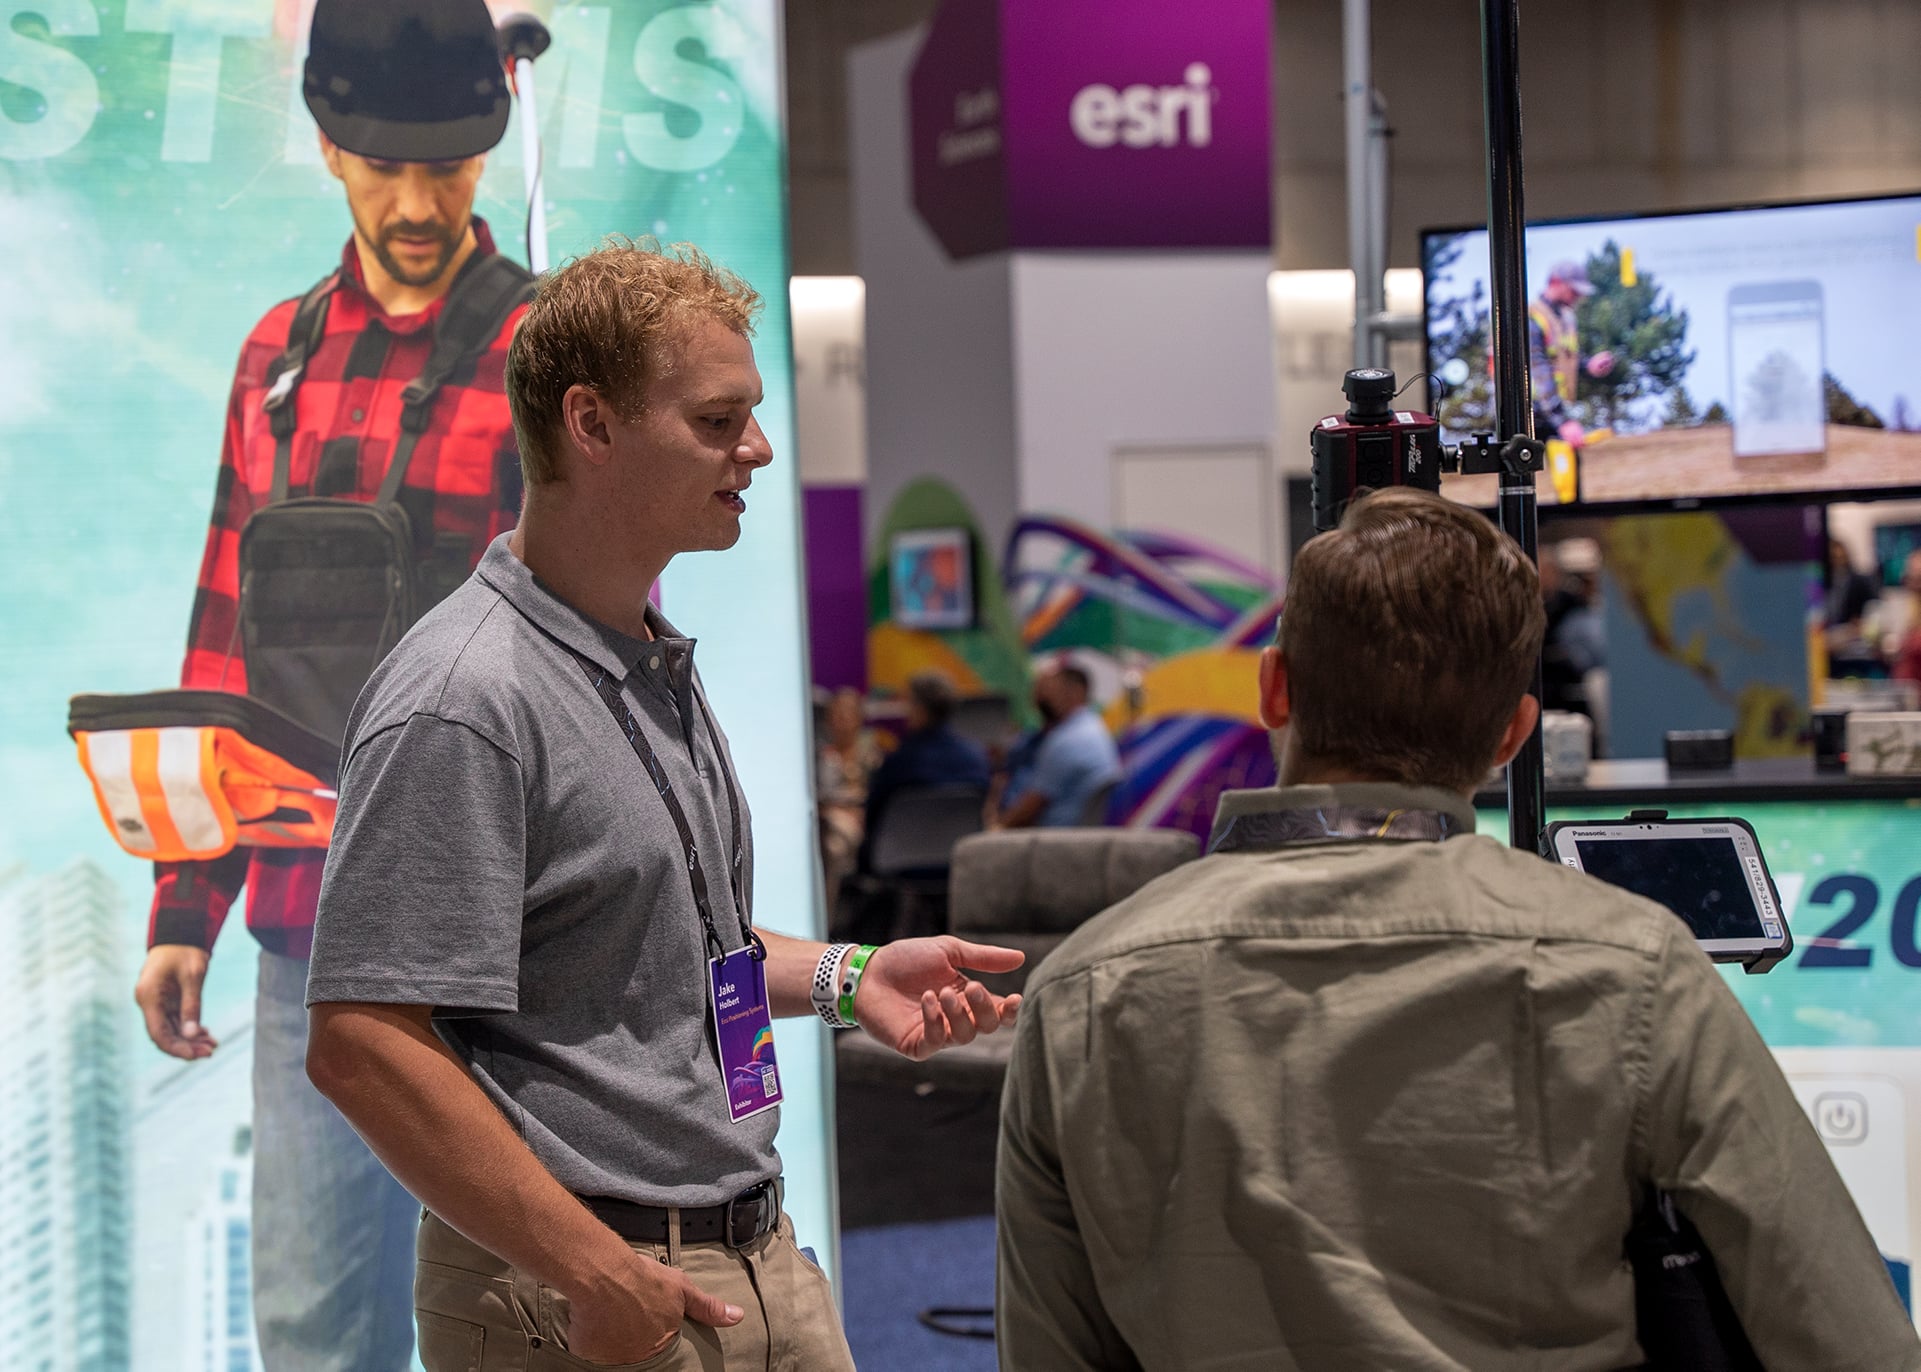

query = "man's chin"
[
  {"left": 374, "top": 247, "right": 456, "bottom": 289},
  {"left": 700, "top": 517, "right": 746, "bottom": 553}
]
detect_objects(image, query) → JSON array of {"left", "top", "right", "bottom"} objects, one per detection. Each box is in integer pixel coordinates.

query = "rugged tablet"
[{"left": 1545, "top": 815, "right": 1792, "bottom": 972}]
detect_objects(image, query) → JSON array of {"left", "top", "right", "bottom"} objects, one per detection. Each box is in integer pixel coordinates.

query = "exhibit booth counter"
[{"left": 1476, "top": 760, "right": 1921, "bottom": 1316}]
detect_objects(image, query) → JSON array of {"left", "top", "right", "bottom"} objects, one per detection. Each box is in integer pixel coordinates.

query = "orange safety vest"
[{"left": 69, "top": 690, "right": 337, "bottom": 862}]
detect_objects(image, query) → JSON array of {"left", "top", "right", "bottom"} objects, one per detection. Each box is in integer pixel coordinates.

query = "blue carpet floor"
[{"left": 842, "top": 1216, "right": 999, "bottom": 1371}]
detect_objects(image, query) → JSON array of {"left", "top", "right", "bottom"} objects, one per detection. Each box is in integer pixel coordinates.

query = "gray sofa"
[{"left": 833, "top": 825, "right": 1199, "bottom": 1225}]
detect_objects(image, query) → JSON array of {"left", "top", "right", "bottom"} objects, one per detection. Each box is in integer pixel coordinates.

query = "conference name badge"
[{"left": 710, "top": 946, "right": 781, "bottom": 1123}]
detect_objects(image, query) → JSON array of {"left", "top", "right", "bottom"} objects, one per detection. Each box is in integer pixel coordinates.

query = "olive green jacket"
[{"left": 997, "top": 783, "right": 1917, "bottom": 1371}]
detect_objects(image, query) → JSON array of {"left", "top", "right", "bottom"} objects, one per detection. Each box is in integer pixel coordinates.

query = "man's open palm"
[{"left": 855, "top": 936, "right": 1023, "bottom": 1061}]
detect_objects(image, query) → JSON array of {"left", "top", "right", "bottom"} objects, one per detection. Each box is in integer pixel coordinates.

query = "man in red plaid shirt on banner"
[{"left": 130, "top": 1, "right": 532, "bottom": 1366}]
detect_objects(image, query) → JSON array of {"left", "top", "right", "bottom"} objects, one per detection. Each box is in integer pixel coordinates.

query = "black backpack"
[
  {"left": 1627, "top": 1186, "right": 1764, "bottom": 1370},
  {"left": 236, "top": 253, "right": 535, "bottom": 746}
]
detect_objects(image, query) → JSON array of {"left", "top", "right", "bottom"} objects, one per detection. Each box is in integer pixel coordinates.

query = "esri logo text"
[{"left": 1069, "top": 63, "right": 1216, "bottom": 149}]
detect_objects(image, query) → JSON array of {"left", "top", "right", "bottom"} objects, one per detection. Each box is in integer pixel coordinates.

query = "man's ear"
[
  {"left": 1490, "top": 693, "right": 1542, "bottom": 770},
  {"left": 560, "top": 385, "right": 618, "bottom": 471},
  {"left": 1257, "top": 646, "right": 1292, "bottom": 732},
  {"left": 319, "top": 130, "right": 344, "bottom": 181}
]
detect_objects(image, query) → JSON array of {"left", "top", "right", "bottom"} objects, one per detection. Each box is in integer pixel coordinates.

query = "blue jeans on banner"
[{"left": 253, "top": 949, "right": 420, "bottom": 1371}]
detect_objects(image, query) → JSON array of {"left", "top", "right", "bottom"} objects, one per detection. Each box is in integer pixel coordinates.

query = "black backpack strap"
[
  {"left": 376, "top": 254, "right": 537, "bottom": 505},
  {"left": 260, "top": 273, "right": 339, "bottom": 506}
]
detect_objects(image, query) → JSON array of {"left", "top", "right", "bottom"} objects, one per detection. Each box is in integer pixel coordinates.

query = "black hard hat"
[{"left": 304, "top": 0, "right": 509, "bottom": 162}]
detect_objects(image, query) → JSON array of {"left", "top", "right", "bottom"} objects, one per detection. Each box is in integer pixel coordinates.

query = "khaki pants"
[{"left": 414, "top": 1208, "right": 855, "bottom": 1372}]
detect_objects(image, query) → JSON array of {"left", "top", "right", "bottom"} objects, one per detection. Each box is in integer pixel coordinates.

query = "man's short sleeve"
[
  {"left": 1029, "top": 720, "right": 1117, "bottom": 820},
  {"left": 1027, "top": 733, "right": 1081, "bottom": 803},
  {"left": 307, "top": 712, "right": 525, "bottom": 1014}
]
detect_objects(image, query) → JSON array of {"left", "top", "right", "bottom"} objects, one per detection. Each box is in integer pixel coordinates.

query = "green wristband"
[{"left": 838, "top": 944, "right": 877, "bottom": 1026}]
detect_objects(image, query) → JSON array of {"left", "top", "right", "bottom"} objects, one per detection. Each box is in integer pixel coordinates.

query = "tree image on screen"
[
  {"left": 1428, "top": 237, "right": 1695, "bottom": 440},
  {"left": 1824, "top": 372, "right": 1887, "bottom": 428},
  {"left": 1573, "top": 241, "right": 1695, "bottom": 432},
  {"left": 1425, "top": 235, "right": 1495, "bottom": 437}
]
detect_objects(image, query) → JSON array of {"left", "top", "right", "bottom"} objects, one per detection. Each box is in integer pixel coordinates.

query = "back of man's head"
[
  {"left": 907, "top": 671, "right": 958, "bottom": 729},
  {"left": 1280, "top": 488, "right": 1545, "bottom": 793},
  {"left": 1057, "top": 665, "right": 1091, "bottom": 702}
]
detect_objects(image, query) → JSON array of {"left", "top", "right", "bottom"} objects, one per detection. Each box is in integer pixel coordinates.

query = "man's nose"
[
  {"left": 394, "top": 166, "right": 440, "bottom": 223},
  {"left": 736, "top": 417, "right": 773, "bottom": 468}
]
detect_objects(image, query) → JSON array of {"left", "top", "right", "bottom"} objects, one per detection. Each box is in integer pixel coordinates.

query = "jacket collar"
[{"left": 1207, "top": 782, "right": 1478, "bottom": 854}]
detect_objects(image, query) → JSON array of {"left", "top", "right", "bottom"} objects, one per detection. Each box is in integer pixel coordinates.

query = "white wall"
[
  {"left": 1008, "top": 254, "right": 1276, "bottom": 539},
  {"left": 790, "top": 277, "right": 868, "bottom": 485},
  {"left": 850, "top": 31, "right": 1021, "bottom": 551}
]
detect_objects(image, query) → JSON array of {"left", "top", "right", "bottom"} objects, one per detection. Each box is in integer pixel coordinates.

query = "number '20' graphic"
[{"left": 1799, "top": 875, "right": 1921, "bottom": 968}]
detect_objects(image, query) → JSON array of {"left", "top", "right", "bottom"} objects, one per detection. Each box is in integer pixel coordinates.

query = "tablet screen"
[{"left": 1573, "top": 835, "right": 1767, "bottom": 941}]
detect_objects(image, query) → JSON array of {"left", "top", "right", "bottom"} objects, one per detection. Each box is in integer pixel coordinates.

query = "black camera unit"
[{"left": 1307, "top": 367, "right": 1547, "bottom": 533}]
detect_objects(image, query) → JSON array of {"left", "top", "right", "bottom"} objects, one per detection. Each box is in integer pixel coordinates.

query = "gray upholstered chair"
[
  {"left": 833, "top": 825, "right": 1200, "bottom": 1229},
  {"left": 836, "top": 826, "right": 1200, "bottom": 1094}
]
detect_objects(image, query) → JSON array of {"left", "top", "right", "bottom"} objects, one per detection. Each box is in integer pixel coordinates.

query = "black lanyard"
[
  {"left": 575, "top": 655, "right": 757, "bottom": 961},
  {"left": 1210, "top": 805, "right": 1463, "bottom": 855}
]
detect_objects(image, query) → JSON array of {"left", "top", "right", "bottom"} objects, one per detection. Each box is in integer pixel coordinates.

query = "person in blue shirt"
[
  {"left": 860, "top": 671, "right": 992, "bottom": 865},
  {"left": 994, "top": 664, "right": 1122, "bottom": 828}
]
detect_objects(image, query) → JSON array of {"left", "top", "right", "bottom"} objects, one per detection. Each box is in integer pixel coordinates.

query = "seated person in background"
[
  {"left": 861, "top": 671, "right": 990, "bottom": 863},
  {"left": 997, "top": 488, "right": 1916, "bottom": 1371},
  {"left": 816, "top": 686, "right": 883, "bottom": 907},
  {"left": 991, "top": 665, "right": 1120, "bottom": 829}
]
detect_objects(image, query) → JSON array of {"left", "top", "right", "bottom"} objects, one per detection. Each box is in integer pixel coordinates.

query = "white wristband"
[{"left": 811, "top": 943, "right": 858, "bottom": 1029}]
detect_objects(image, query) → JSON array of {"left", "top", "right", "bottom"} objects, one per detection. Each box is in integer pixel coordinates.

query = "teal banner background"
[
  {"left": 0, "top": 4, "right": 832, "bottom": 1367},
  {"left": 1474, "top": 799, "right": 1921, "bottom": 1046},
  {"left": 1478, "top": 795, "right": 1921, "bottom": 1319}
]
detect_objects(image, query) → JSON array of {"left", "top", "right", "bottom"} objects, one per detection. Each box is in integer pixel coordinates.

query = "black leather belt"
[{"left": 580, "top": 1179, "right": 780, "bottom": 1249}]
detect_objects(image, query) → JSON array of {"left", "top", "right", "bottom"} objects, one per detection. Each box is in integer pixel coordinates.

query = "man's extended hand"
[
  {"left": 854, "top": 936, "right": 1023, "bottom": 1061},
  {"left": 135, "top": 945, "right": 219, "bottom": 1060}
]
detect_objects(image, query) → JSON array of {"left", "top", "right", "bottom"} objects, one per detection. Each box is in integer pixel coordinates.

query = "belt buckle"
[{"left": 724, "top": 1181, "right": 773, "bottom": 1248}]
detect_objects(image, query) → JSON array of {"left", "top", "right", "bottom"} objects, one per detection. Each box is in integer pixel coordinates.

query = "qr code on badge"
[{"left": 760, "top": 1064, "right": 779, "bottom": 1097}]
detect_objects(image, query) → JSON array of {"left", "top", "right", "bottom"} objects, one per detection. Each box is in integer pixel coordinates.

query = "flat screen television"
[
  {"left": 1422, "top": 193, "right": 1921, "bottom": 510},
  {"left": 889, "top": 527, "right": 975, "bottom": 630}
]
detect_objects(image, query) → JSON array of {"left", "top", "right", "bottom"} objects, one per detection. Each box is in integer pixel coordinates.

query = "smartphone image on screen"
[{"left": 1729, "top": 280, "right": 1826, "bottom": 458}]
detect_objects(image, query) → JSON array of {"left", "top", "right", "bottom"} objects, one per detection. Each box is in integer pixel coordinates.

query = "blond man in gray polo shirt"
[
  {"left": 305, "top": 242, "right": 1024, "bottom": 1371},
  {"left": 997, "top": 488, "right": 1918, "bottom": 1370}
]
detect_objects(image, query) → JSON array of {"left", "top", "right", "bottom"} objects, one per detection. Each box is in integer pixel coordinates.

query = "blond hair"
[{"left": 506, "top": 238, "right": 762, "bottom": 485}]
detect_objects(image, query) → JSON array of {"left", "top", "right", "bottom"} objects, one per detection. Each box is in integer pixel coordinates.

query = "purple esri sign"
[
  {"left": 910, "top": 0, "right": 1272, "bottom": 258},
  {"left": 910, "top": 0, "right": 1008, "bottom": 261}
]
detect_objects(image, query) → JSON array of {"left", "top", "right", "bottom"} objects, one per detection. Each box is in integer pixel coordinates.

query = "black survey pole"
[{"left": 1478, "top": 0, "right": 1548, "bottom": 853}]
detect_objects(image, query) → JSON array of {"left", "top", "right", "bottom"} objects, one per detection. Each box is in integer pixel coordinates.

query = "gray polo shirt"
[{"left": 307, "top": 535, "right": 779, "bottom": 1207}]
